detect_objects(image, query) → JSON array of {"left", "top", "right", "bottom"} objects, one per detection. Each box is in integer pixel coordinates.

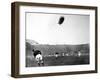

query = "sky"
[{"left": 26, "top": 12, "right": 89, "bottom": 45}]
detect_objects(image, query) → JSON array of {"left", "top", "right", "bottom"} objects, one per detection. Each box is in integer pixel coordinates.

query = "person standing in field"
[{"left": 32, "top": 49, "right": 44, "bottom": 66}]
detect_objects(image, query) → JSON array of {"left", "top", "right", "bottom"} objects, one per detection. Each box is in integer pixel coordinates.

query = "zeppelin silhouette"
[{"left": 58, "top": 16, "right": 65, "bottom": 25}]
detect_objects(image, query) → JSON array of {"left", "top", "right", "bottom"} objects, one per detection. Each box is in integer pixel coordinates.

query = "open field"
[
  {"left": 26, "top": 42, "right": 89, "bottom": 67},
  {"left": 26, "top": 54, "right": 89, "bottom": 67}
]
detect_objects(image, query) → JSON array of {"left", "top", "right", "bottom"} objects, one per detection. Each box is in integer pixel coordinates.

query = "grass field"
[
  {"left": 26, "top": 42, "right": 89, "bottom": 67},
  {"left": 26, "top": 54, "right": 89, "bottom": 67}
]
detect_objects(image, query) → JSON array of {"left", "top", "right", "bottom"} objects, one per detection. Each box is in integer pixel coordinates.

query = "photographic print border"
[{"left": 11, "top": 2, "right": 98, "bottom": 78}]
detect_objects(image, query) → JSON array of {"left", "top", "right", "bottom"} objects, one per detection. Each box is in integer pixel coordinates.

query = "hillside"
[{"left": 26, "top": 39, "right": 89, "bottom": 56}]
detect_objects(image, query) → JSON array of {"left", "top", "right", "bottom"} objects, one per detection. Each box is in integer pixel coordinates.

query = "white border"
[{"left": 19, "top": 6, "right": 95, "bottom": 74}]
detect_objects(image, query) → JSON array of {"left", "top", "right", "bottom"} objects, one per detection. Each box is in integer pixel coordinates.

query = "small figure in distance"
[{"left": 55, "top": 52, "right": 59, "bottom": 58}]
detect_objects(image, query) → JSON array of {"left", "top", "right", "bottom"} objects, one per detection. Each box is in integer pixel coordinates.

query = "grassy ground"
[
  {"left": 26, "top": 44, "right": 89, "bottom": 67},
  {"left": 26, "top": 54, "right": 89, "bottom": 67}
]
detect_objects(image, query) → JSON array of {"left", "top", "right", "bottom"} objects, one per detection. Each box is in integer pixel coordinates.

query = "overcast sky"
[{"left": 26, "top": 13, "right": 89, "bottom": 45}]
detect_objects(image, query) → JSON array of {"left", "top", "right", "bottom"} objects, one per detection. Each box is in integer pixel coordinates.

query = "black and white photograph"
[
  {"left": 26, "top": 13, "right": 90, "bottom": 67},
  {"left": 11, "top": 2, "right": 97, "bottom": 78}
]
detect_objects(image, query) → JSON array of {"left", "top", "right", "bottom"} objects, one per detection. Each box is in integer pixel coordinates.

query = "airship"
[{"left": 58, "top": 16, "right": 65, "bottom": 25}]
